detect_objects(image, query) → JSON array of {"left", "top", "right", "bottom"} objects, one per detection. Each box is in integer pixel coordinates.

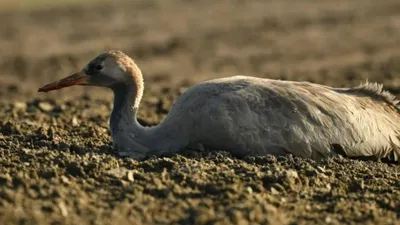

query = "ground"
[{"left": 0, "top": 0, "right": 400, "bottom": 224}]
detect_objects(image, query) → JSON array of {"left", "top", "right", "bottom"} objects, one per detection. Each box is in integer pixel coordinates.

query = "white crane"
[{"left": 38, "top": 50, "right": 400, "bottom": 161}]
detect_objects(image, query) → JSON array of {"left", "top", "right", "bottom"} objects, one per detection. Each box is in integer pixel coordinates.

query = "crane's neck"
[
  {"left": 110, "top": 65, "right": 145, "bottom": 138},
  {"left": 110, "top": 80, "right": 155, "bottom": 159},
  {"left": 108, "top": 63, "right": 190, "bottom": 159},
  {"left": 111, "top": 84, "right": 140, "bottom": 127}
]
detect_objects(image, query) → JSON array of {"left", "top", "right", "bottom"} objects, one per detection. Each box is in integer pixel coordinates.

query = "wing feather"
[{"left": 230, "top": 78, "right": 400, "bottom": 161}]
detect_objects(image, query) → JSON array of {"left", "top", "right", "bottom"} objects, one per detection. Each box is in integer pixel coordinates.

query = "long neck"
[
  {"left": 111, "top": 84, "right": 138, "bottom": 130},
  {"left": 109, "top": 64, "right": 190, "bottom": 157},
  {"left": 110, "top": 68, "right": 145, "bottom": 137}
]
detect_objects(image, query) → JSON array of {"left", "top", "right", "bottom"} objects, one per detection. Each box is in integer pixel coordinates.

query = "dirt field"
[{"left": 1, "top": 0, "right": 400, "bottom": 224}]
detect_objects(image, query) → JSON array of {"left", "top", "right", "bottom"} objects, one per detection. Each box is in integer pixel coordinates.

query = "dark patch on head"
[
  {"left": 84, "top": 50, "right": 127, "bottom": 76},
  {"left": 84, "top": 53, "right": 108, "bottom": 76}
]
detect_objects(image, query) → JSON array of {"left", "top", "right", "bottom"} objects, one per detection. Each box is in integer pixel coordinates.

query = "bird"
[{"left": 38, "top": 50, "right": 400, "bottom": 162}]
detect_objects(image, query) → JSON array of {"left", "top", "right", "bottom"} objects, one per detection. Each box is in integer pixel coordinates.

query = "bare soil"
[{"left": 1, "top": 0, "right": 400, "bottom": 224}]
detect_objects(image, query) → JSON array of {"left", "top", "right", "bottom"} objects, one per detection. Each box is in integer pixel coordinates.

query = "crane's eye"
[{"left": 95, "top": 64, "right": 103, "bottom": 71}]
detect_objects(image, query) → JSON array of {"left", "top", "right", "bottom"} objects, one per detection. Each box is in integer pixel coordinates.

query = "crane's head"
[{"left": 38, "top": 50, "right": 143, "bottom": 92}]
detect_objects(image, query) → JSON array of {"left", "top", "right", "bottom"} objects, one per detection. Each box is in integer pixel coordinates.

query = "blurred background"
[{"left": 1, "top": 0, "right": 400, "bottom": 102}]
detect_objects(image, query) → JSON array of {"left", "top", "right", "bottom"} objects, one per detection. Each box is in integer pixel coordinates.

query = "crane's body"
[{"left": 38, "top": 51, "right": 400, "bottom": 161}]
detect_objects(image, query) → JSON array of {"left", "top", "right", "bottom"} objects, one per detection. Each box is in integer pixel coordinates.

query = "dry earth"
[{"left": 1, "top": 0, "right": 400, "bottom": 224}]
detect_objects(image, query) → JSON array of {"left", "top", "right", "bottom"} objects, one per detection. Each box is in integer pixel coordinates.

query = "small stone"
[
  {"left": 22, "top": 148, "right": 32, "bottom": 153},
  {"left": 286, "top": 170, "right": 299, "bottom": 179},
  {"left": 246, "top": 186, "right": 253, "bottom": 194},
  {"left": 316, "top": 166, "right": 326, "bottom": 173},
  {"left": 126, "top": 171, "right": 134, "bottom": 182},
  {"left": 72, "top": 116, "right": 79, "bottom": 126},
  {"left": 270, "top": 187, "right": 280, "bottom": 195},
  {"left": 58, "top": 201, "right": 68, "bottom": 217},
  {"left": 105, "top": 168, "right": 127, "bottom": 179},
  {"left": 325, "top": 216, "right": 332, "bottom": 223},
  {"left": 61, "top": 176, "right": 70, "bottom": 184},
  {"left": 325, "top": 183, "right": 332, "bottom": 191},
  {"left": 38, "top": 102, "right": 54, "bottom": 112},
  {"left": 13, "top": 102, "right": 27, "bottom": 110}
]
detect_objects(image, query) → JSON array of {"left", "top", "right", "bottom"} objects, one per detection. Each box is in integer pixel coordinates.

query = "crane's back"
[{"left": 167, "top": 76, "right": 400, "bottom": 161}]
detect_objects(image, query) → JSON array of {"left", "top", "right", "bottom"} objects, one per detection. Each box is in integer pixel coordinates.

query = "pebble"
[
  {"left": 38, "top": 102, "right": 54, "bottom": 112},
  {"left": 325, "top": 216, "right": 332, "bottom": 223},
  {"left": 61, "top": 176, "right": 70, "bottom": 184},
  {"left": 72, "top": 116, "right": 79, "bottom": 126},
  {"left": 126, "top": 171, "right": 134, "bottom": 182},
  {"left": 316, "top": 166, "right": 326, "bottom": 173},
  {"left": 246, "top": 186, "right": 253, "bottom": 194},
  {"left": 13, "top": 102, "right": 27, "bottom": 110},
  {"left": 22, "top": 148, "right": 32, "bottom": 153},
  {"left": 58, "top": 201, "right": 69, "bottom": 217},
  {"left": 105, "top": 167, "right": 127, "bottom": 179},
  {"left": 270, "top": 187, "right": 280, "bottom": 195},
  {"left": 286, "top": 169, "right": 299, "bottom": 179}
]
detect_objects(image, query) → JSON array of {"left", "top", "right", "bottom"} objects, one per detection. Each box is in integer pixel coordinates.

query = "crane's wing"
[{"left": 227, "top": 78, "right": 400, "bottom": 161}]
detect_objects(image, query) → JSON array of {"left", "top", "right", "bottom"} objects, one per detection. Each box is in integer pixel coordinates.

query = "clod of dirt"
[
  {"left": 348, "top": 179, "right": 365, "bottom": 192},
  {"left": 65, "top": 162, "right": 85, "bottom": 177},
  {"left": 1, "top": 121, "right": 21, "bottom": 135}
]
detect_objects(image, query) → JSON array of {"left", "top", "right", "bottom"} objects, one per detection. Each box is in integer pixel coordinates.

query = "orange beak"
[{"left": 38, "top": 72, "right": 90, "bottom": 92}]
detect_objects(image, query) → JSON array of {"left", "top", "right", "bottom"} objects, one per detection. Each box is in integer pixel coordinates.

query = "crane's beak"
[{"left": 38, "top": 71, "right": 90, "bottom": 92}]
